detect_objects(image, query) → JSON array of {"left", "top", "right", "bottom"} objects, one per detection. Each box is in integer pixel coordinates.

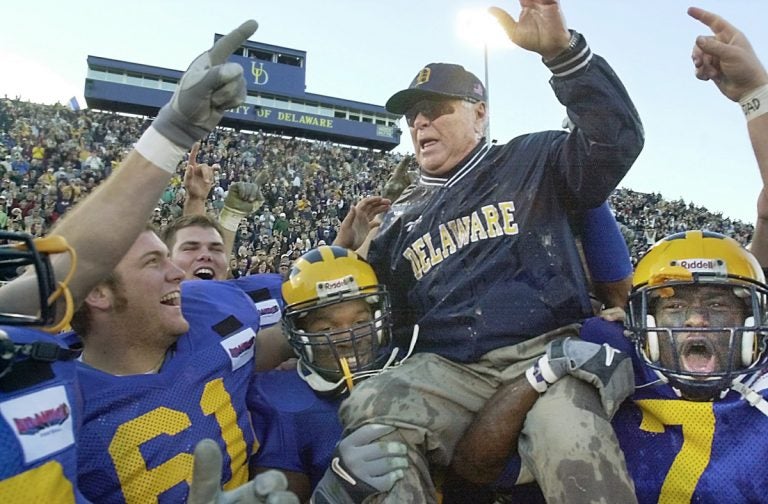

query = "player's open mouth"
[
  {"left": 194, "top": 267, "right": 215, "bottom": 280},
  {"left": 679, "top": 337, "right": 717, "bottom": 373},
  {"left": 160, "top": 291, "right": 181, "bottom": 306},
  {"left": 340, "top": 354, "right": 370, "bottom": 370}
]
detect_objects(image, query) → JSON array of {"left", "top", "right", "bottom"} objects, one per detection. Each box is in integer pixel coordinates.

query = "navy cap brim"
[{"left": 385, "top": 88, "right": 463, "bottom": 115}]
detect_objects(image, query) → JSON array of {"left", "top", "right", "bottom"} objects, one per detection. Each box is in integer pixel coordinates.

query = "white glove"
[
  {"left": 187, "top": 439, "right": 299, "bottom": 504},
  {"left": 381, "top": 155, "right": 413, "bottom": 202}
]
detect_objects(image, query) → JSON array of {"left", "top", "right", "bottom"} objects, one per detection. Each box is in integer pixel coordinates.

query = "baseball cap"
[{"left": 386, "top": 63, "right": 487, "bottom": 114}]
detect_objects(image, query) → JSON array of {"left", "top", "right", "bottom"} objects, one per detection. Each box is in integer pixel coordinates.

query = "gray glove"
[
  {"left": 153, "top": 20, "right": 258, "bottom": 149},
  {"left": 381, "top": 155, "right": 413, "bottom": 202},
  {"left": 225, "top": 182, "right": 265, "bottom": 214},
  {"left": 527, "top": 337, "right": 634, "bottom": 417},
  {"left": 219, "top": 181, "right": 265, "bottom": 231},
  {"left": 311, "top": 424, "right": 408, "bottom": 503},
  {"left": 187, "top": 439, "right": 299, "bottom": 504}
]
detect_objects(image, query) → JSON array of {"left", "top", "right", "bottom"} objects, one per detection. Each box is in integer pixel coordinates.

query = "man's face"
[
  {"left": 108, "top": 231, "right": 189, "bottom": 341},
  {"left": 408, "top": 98, "right": 485, "bottom": 177},
  {"left": 653, "top": 284, "right": 748, "bottom": 377},
  {"left": 170, "top": 226, "right": 228, "bottom": 280},
  {"left": 303, "top": 299, "right": 375, "bottom": 371}
]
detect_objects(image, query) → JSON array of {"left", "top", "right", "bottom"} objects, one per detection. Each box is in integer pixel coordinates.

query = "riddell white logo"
[
  {"left": 316, "top": 276, "right": 358, "bottom": 297},
  {"left": 673, "top": 258, "right": 723, "bottom": 273}
]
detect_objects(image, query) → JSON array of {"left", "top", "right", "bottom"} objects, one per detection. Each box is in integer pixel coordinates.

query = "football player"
[
  {"left": 444, "top": 232, "right": 768, "bottom": 504},
  {"left": 0, "top": 17, "right": 295, "bottom": 503},
  {"left": 617, "top": 230, "right": 768, "bottom": 502},
  {"left": 162, "top": 213, "right": 285, "bottom": 331},
  {"left": 0, "top": 233, "right": 84, "bottom": 502},
  {"left": 248, "top": 246, "right": 410, "bottom": 502}
]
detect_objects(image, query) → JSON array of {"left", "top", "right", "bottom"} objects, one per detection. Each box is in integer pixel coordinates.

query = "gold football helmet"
[
  {"left": 282, "top": 246, "right": 394, "bottom": 394},
  {"left": 628, "top": 230, "right": 768, "bottom": 400}
]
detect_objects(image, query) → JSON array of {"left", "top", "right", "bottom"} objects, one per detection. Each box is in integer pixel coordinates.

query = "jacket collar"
[{"left": 417, "top": 138, "right": 491, "bottom": 188}]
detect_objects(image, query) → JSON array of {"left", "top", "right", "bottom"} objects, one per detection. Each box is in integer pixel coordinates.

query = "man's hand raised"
[
  {"left": 153, "top": 20, "right": 258, "bottom": 150},
  {"left": 489, "top": 1, "right": 570, "bottom": 61},
  {"left": 184, "top": 142, "right": 215, "bottom": 202},
  {"left": 689, "top": 7, "right": 768, "bottom": 102}
]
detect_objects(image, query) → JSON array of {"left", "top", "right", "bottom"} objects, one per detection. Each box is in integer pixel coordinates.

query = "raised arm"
[
  {"left": 0, "top": 20, "right": 259, "bottom": 319},
  {"left": 183, "top": 142, "right": 213, "bottom": 216},
  {"left": 490, "top": 0, "right": 644, "bottom": 209},
  {"left": 333, "top": 196, "right": 391, "bottom": 257},
  {"left": 688, "top": 7, "right": 768, "bottom": 265}
]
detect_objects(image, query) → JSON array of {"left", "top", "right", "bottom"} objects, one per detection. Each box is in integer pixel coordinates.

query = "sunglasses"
[{"left": 404, "top": 98, "right": 478, "bottom": 127}]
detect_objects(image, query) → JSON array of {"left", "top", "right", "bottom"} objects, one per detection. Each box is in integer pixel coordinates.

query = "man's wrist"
[
  {"left": 544, "top": 30, "right": 592, "bottom": 78},
  {"left": 525, "top": 362, "right": 548, "bottom": 393},
  {"left": 134, "top": 126, "right": 186, "bottom": 174},
  {"left": 219, "top": 206, "right": 247, "bottom": 231},
  {"left": 740, "top": 83, "right": 768, "bottom": 122},
  {"left": 186, "top": 194, "right": 207, "bottom": 203}
]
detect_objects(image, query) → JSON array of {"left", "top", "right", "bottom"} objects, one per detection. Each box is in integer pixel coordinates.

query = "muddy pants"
[{"left": 338, "top": 326, "right": 637, "bottom": 504}]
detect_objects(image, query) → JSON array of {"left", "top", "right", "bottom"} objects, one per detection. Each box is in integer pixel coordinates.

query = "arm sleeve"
[
  {"left": 581, "top": 202, "right": 633, "bottom": 283},
  {"left": 546, "top": 34, "right": 645, "bottom": 209}
]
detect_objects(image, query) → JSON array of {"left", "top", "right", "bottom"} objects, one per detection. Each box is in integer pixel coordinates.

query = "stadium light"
[{"left": 456, "top": 9, "right": 508, "bottom": 143}]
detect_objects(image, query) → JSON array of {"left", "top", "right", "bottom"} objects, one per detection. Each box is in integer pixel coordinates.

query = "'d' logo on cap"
[{"left": 415, "top": 68, "right": 431, "bottom": 86}]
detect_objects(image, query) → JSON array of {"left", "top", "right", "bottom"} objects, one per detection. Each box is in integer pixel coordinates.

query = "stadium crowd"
[
  {"left": 0, "top": 97, "right": 755, "bottom": 273},
  {"left": 3, "top": 4, "right": 768, "bottom": 503}
]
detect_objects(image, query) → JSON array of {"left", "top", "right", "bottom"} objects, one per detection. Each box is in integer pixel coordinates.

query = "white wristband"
[
  {"left": 740, "top": 84, "right": 768, "bottom": 122},
  {"left": 526, "top": 364, "right": 548, "bottom": 393},
  {"left": 134, "top": 126, "right": 187, "bottom": 174},
  {"left": 219, "top": 207, "right": 246, "bottom": 232}
]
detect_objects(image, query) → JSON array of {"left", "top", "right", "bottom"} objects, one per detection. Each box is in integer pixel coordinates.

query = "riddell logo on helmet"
[
  {"left": 316, "top": 276, "right": 357, "bottom": 297},
  {"left": 673, "top": 258, "right": 723, "bottom": 273}
]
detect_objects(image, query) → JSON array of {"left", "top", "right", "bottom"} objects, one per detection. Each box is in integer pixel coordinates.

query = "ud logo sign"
[{"left": 251, "top": 62, "right": 269, "bottom": 86}]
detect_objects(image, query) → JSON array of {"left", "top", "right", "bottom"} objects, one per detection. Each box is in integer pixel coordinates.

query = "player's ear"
[
  {"left": 84, "top": 284, "right": 113, "bottom": 311},
  {"left": 473, "top": 101, "right": 487, "bottom": 137}
]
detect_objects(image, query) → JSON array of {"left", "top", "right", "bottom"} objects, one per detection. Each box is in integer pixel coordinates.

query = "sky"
[{"left": 1, "top": 0, "right": 766, "bottom": 224}]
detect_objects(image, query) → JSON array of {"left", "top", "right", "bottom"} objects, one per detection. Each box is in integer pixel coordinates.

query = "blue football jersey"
[
  {"left": 75, "top": 280, "right": 260, "bottom": 504},
  {"left": 615, "top": 365, "right": 768, "bottom": 503},
  {"left": 469, "top": 318, "right": 768, "bottom": 503},
  {"left": 248, "top": 370, "right": 342, "bottom": 490},
  {"left": 0, "top": 326, "right": 86, "bottom": 503},
  {"left": 229, "top": 273, "right": 284, "bottom": 328}
]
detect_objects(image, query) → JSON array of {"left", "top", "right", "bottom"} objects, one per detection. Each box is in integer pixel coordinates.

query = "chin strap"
[
  {"left": 298, "top": 324, "right": 421, "bottom": 394},
  {"left": 730, "top": 380, "right": 768, "bottom": 417},
  {"left": 339, "top": 357, "right": 354, "bottom": 392},
  {"left": 30, "top": 236, "right": 78, "bottom": 334}
]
